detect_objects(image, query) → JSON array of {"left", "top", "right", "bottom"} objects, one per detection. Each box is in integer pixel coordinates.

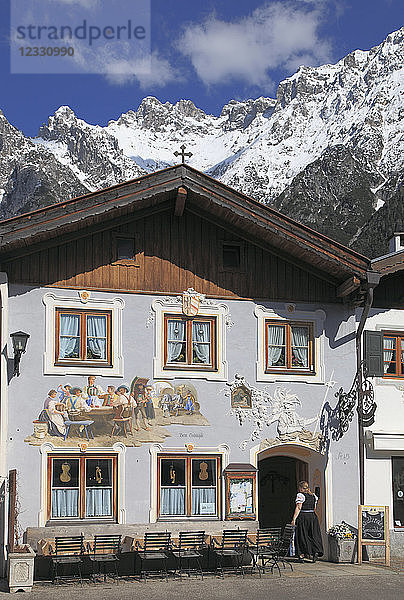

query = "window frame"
[
  {"left": 55, "top": 308, "right": 112, "bottom": 367},
  {"left": 163, "top": 314, "right": 217, "bottom": 372},
  {"left": 382, "top": 331, "right": 404, "bottom": 379},
  {"left": 264, "top": 319, "right": 315, "bottom": 375},
  {"left": 151, "top": 295, "right": 229, "bottom": 381},
  {"left": 112, "top": 233, "right": 138, "bottom": 266},
  {"left": 219, "top": 240, "right": 245, "bottom": 272},
  {"left": 254, "top": 305, "right": 325, "bottom": 384},
  {"left": 43, "top": 292, "right": 124, "bottom": 376},
  {"left": 47, "top": 453, "right": 118, "bottom": 523},
  {"left": 157, "top": 453, "right": 222, "bottom": 520}
]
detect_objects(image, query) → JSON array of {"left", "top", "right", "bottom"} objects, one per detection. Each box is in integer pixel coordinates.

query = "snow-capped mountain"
[{"left": 0, "top": 28, "right": 403, "bottom": 258}]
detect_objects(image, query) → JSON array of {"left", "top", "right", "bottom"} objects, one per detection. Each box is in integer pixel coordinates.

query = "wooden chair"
[
  {"left": 211, "top": 529, "right": 248, "bottom": 578},
  {"left": 172, "top": 531, "right": 206, "bottom": 579},
  {"left": 135, "top": 531, "right": 172, "bottom": 581},
  {"left": 88, "top": 534, "right": 121, "bottom": 582},
  {"left": 49, "top": 535, "right": 85, "bottom": 585},
  {"left": 111, "top": 405, "right": 131, "bottom": 437},
  {"left": 248, "top": 528, "right": 282, "bottom": 576},
  {"left": 271, "top": 524, "right": 295, "bottom": 574}
]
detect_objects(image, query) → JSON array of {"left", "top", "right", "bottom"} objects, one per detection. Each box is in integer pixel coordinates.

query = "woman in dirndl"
[{"left": 291, "top": 480, "right": 324, "bottom": 562}]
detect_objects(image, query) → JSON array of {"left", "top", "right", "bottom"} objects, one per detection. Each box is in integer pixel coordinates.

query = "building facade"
[
  {"left": 362, "top": 239, "right": 404, "bottom": 557},
  {"left": 0, "top": 165, "right": 385, "bottom": 568}
]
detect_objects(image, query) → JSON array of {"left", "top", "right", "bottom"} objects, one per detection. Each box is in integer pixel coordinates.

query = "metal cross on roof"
[{"left": 174, "top": 144, "right": 193, "bottom": 164}]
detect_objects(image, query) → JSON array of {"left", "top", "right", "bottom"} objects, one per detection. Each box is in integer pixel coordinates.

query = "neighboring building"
[
  {"left": 363, "top": 238, "right": 404, "bottom": 557},
  {"left": 0, "top": 164, "right": 377, "bottom": 569}
]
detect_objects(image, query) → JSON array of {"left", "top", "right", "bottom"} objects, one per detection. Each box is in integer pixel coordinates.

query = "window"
[
  {"left": 157, "top": 454, "right": 221, "bottom": 518},
  {"left": 220, "top": 241, "right": 244, "bottom": 271},
  {"left": 113, "top": 234, "right": 137, "bottom": 265},
  {"left": 392, "top": 457, "right": 404, "bottom": 528},
  {"left": 151, "top": 294, "right": 229, "bottom": 381},
  {"left": 44, "top": 292, "right": 124, "bottom": 376},
  {"left": 364, "top": 330, "right": 404, "bottom": 379},
  {"left": 265, "top": 320, "right": 314, "bottom": 374},
  {"left": 383, "top": 333, "right": 404, "bottom": 378},
  {"left": 48, "top": 454, "right": 117, "bottom": 522},
  {"left": 163, "top": 315, "right": 216, "bottom": 371},
  {"left": 55, "top": 308, "right": 112, "bottom": 366}
]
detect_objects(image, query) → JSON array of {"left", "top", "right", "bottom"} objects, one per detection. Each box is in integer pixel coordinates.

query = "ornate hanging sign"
[{"left": 182, "top": 291, "right": 199, "bottom": 316}]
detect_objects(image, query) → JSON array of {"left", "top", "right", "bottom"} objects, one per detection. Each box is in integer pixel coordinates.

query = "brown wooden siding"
[
  {"left": 2, "top": 208, "right": 338, "bottom": 302},
  {"left": 373, "top": 271, "right": 404, "bottom": 309}
]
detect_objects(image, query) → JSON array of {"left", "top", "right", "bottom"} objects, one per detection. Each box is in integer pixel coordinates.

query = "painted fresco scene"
[{"left": 25, "top": 376, "right": 209, "bottom": 447}]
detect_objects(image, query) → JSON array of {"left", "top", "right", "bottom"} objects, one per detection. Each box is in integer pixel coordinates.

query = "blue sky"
[{"left": 1, "top": 0, "right": 403, "bottom": 136}]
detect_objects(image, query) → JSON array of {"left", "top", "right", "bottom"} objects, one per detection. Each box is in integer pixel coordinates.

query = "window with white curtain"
[
  {"left": 49, "top": 455, "right": 116, "bottom": 521},
  {"left": 158, "top": 455, "right": 220, "bottom": 518},
  {"left": 55, "top": 309, "right": 111, "bottom": 366},
  {"left": 164, "top": 315, "right": 216, "bottom": 370},
  {"left": 383, "top": 333, "right": 404, "bottom": 377},
  {"left": 265, "top": 320, "right": 314, "bottom": 374}
]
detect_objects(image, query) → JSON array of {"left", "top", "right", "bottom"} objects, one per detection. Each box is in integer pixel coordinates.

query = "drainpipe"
[{"left": 356, "top": 270, "right": 380, "bottom": 505}]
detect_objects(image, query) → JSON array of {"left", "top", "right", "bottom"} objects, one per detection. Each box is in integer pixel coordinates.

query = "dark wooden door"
[{"left": 258, "top": 456, "right": 308, "bottom": 529}]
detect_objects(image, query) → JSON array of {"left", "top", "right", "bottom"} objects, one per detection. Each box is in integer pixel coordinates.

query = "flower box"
[
  {"left": 8, "top": 545, "right": 35, "bottom": 593},
  {"left": 328, "top": 536, "right": 357, "bottom": 563}
]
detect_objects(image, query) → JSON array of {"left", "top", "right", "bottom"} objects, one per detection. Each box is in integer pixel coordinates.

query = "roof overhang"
[
  {"left": 371, "top": 248, "right": 404, "bottom": 276},
  {"left": 0, "top": 164, "right": 371, "bottom": 285}
]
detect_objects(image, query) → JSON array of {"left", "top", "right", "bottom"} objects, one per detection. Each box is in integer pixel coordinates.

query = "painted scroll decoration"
[
  {"left": 146, "top": 288, "right": 234, "bottom": 328},
  {"left": 226, "top": 374, "right": 324, "bottom": 452}
]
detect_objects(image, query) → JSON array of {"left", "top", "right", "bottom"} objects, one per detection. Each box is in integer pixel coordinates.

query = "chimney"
[{"left": 389, "top": 232, "right": 404, "bottom": 254}]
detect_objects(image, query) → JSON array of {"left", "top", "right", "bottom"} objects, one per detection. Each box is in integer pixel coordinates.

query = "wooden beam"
[
  {"left": 336, "top": 276, "right": 361, "bottom": 298},
  {"left": 174, "top": 187, "right": 187, "bottom": 217}
]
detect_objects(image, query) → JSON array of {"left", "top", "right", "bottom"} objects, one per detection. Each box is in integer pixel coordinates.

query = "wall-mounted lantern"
[{"left": 10, "top": 331, "right": 30, "bottom": 377}]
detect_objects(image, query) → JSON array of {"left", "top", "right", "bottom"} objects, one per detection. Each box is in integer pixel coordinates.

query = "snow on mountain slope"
[{"left": 0, "top": 28, "right": 402, "bottom": 256}]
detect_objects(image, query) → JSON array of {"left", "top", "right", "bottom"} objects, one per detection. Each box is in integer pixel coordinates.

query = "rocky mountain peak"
[
  {"left": 220, "top": 96, "right": 276, "bottom": 130},
  {"left": 0, "top": 28, "right": 402, "bottom": 258}
]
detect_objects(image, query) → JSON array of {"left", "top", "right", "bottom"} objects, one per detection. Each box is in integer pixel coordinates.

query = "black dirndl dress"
[{"left": 294, "top": 492, "right": 324, "bottom": 557}]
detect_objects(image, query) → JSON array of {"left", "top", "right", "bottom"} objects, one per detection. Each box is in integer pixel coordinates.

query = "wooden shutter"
[{"left": 363, "top": 330, "right": 384, "bottom": 377}]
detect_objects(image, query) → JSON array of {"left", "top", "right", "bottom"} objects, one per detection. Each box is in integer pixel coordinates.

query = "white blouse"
[{"left": 295, "top": 492, "right": 318, "bottom": 505}]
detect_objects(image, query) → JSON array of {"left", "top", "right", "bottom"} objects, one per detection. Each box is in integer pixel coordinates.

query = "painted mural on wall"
[
  {"left": 226, "top": 374, "right": 324, "bottom": 452},
  {"left": 25, "top": 376, "right": 209, "bottom": 448}
]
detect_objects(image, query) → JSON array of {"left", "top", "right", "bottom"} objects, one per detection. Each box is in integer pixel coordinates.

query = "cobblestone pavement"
[{"left": 2, "top": 560, "right": 403, "bottom": 600}]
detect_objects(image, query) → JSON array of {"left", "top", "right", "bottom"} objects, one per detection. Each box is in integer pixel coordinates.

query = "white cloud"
[
  {"left": 177, "top": 1, "right": 333, "bottom": 89},
  {"left": 104, "top": 52, "right": 180, "bottom": 88}
]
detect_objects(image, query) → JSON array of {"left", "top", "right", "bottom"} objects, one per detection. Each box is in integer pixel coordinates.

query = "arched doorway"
[{"left": 258, "top": 455, "right": 308, "bottom": 528}]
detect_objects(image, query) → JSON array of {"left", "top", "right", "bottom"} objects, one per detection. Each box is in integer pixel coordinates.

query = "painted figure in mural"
[
  {"left": 43, "top": 389, "right": 57, "bottom": 410},
  {"left": 160, "top": 392, "right": 171, "bottom": 418},
  {"left": 66, "top": 387, "right": 90, "bottom": 412},
  {"left": 184, "top": 393, "right": 194, "bottom": 414},
  {"left": 231, "top": 386, "right": 252, "bottom": 408},
  {"left": 145, "top": 385, "right": 155, "bottom": 426},
  {"left": 82, "top": 375, "right": 105, "bottom": 408},
  {"left": 291, "top": 480, "right": 324, "bottom": 562},
  {"left": 56, "top": 384, "right": 72, "bottom": 406},
  {"left": 38, "top": 392, "right": 68, "bottom": 437},
  {"left": 268, "top": 389, "right": 318, "bottom": 437},
  {"left": 111, "top": 385, "right": 130, "bottom": 424},
  {"left": 172, "top": 392, "right": 183, "bottom": 416},
  {"left": 101, "top": 385, "right": 119, "bottom": 407},
  {"left": 130, "top": 377, "right": 150, "bottom": 431}
]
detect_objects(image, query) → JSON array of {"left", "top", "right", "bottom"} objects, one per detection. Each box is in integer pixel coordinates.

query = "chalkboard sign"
[
  {"left": 361, "top": 507, "right": 385, "bottom": 541},
  {"left": 358, "top": 505, "right": 390, "bottom": 566}
]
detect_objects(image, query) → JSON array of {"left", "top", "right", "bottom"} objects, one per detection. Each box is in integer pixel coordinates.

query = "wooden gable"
[
  {"left": 2, "top": 205, "right": 338, "bottom": 302},
  {"left": 0, "top": 164, "right": 371, "bottom": 301}
]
